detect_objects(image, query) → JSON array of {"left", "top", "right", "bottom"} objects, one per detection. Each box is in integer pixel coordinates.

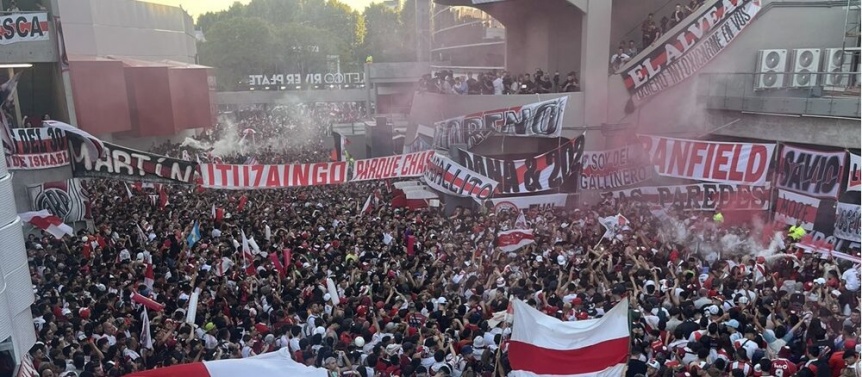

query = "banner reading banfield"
[
  {"left": 638, "top": 135, "right": 774, "bottom": 185},
  {"left": 776, "top": 145, "right": 845, "bottom": 199},
  {"left": 5, "top": 127, "right": 69, "bottom": 169},
  {"left": 773, "top": 189, "right": 820, "bottom": 231},
  {"left": 431, "top": 97, "right": 567, "bottom": 149},
  {"left": 580, "top": 145, "right": 652, "bottom": 190},
  {"left": 0, "top": 13, "right": 50, "bottom": 45},
  {"left": 422, "top": 154, "right": 498, "bottom": 200},
  {"left": 623, "top": 0, "right": 761, "bottom": 104},
  {"left": 70, "top": 139, "right": 198, "bottom": 184},
  {"left": 834, "top": 202, "right": 861, "bottom": 242},
  {"left": 457, "top": 135, "right": 585, "bottom": 195},
  {"left": 350, "top": 151, "right": 434, "bottom": 182},
  {"left": 607, "top": 183, "right": 770, "bottom": 211},
  {"left": 200, "top": 162, "right": 348, "bottom": 189},
  {"left": 847, "top": 153, "right": 860, "bottom": 192}
]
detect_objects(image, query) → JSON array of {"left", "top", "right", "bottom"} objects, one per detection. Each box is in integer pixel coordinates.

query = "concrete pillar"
[{"left": 580, "top": 0, "right": 611, "bottom": 131}]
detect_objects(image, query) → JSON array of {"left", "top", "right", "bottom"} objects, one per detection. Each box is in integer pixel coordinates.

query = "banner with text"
[
  {"left": 485, "top": 193, "right": 569, "bottom": 213},
  {"left": 848, "top": 153, "right": 860, "bottom": 192},
  {"left": 350, "top": 151, "right": 434, "bottom": 182},
  {"left": 5, "top": 127, "right": 69, "bottom": 169},
  {"left": 834, "top": 202, "right": 861, "bottom": 242},
  {"left": 422, "top": 154, "right": 498, "bottom": 200},
  {"left": 27, "top": 179, "right": 90, "bottom": 222},
  {"left": 1, "top": 13, "right": 50, "bottom": 45},
  {"left": 776, "top": 145, "right": 845, "bottom": 199},
  {"left": 457, "top": 135, "right": 585, "bottom": 195},
  {"left": 774, "top": 189, "right": 820, "bottom": 231},
  {"left": 607, "top": 183, "right": 770, "bottom": 211},
  {"left": 432, "top": 97, "right": 567, "bottom": 149},
  {"left": 623, "top": 0, "right": 761, "bottom": 104},
  {"left": 200, "top": 162, "right": 348, "bottom": 189},
  {"left": 580, "top": 144, "right": 652, "bottom": 190},
  {"left": 638, "top": 135, "right": 774, "bottom": 185},
  {"left": 69, "top": 139, "right": 198, "bottom": 184}
]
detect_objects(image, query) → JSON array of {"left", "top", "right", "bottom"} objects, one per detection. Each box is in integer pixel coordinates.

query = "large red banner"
[
  {"left": 200, "top": 162, "right": 348, "bottom": 189},
  {"left": 350, "top": 151, "right": 434, "bottom": 182},
  {"left": 638, "top": 135, "right": 774, "bottom": 185}
]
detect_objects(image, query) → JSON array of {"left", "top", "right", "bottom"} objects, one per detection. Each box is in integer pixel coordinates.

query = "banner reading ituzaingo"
[
  {"left": 623, "top": 0, "right": 761, "bottom": 104},
  {"left": 580, "top": 145, "right": 652, "bottom": 190},
  {"left": 847, "top": 153, "right": 860, "bottom": 192},
  {"left": 834, "top": 202, "right": 861, "bottom": 242},
  {"left": 69, "top": 139, "right": 198, "bottom": 184},
  {"left": 5, "top": 127, "right": 69, "bottom": 169},
  {"left": 774, "top": 189, "right": 820, "bottom": 231},
  {"left": 607, "top": 183, "right": 770, "bottom": 211},
  {"left": 638, "top": 135, "right": 774, "bottom": 185},
  {"left": 432, "top": 97, "right": 567, "bottom": 149},
  {"left": 457, "top": 135, "right": 585, "bottom": 195},
  {"left": 422, "top": 154, "right": 498, "bottom": 200},
  {"left": 350, "top": 151, "right": 434, "bottom": 182},
  {"left": 776, "top": 145, "right": 845, "bottom": 199},
  {"left": 200, "top": 162, "right": 348, "bottom": 189}
]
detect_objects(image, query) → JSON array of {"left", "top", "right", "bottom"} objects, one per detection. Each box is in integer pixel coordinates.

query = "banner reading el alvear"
[
  {"left": 350, "top": 151, "right": 434, "bottom": 182},
  {"left": 69, "top": 139, "right": 197, "bottom": 185},
  {"left": 200, "top": 162, "right": 348, "bottom": 189},
  {"left": 638, "top": 135, "right": 774, "bottom": 186}
]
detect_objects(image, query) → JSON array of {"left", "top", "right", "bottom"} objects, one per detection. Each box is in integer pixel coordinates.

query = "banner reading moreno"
[
  {"left": 607, "top": 183, "right": 770, "bottom": 211},
  {"left": 623, "top": 0, "right": 761, "bottom": 104},
  {"left": 200, "top": 162, "right": 348, "bottom": 189},
  {"left": 350, "top": 151, "right": 434, "bottom": 182},
  {"left": 638, "top": 135, "right": 774, "bottom": 185}
]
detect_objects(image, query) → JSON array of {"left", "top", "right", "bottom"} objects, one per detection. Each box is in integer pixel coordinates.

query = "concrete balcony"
[{"left": 0, "top": 11, "right": 58, "bottom": 63}]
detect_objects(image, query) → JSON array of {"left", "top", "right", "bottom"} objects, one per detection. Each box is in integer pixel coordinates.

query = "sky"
[{"left": 140, "top": 0, "right": 382, "bottom": 20}]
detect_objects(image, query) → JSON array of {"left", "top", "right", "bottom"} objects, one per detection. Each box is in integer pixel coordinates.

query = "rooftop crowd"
[
  {"left": 419, "top": 70, "right": 580, "bottom": 95},
  {"left": 19, "top": 105, "right": 862, "bottom": 377}
]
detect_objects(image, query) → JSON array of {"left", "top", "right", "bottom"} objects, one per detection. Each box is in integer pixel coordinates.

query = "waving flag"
[
  {"left": 19, "top": 210, "right": 74, "bottom": 239},
  {"left": 126, "top": 348, "right": 327, "bottom": 377},
  {"left": 496, "top": 229, "right": 535, "bottom": 252},
  {"left": 599, "top": 213, "right": 630, "bottom": 240},
  {"left": 42, "top": 120, "right": 107, "bottom": 159},
  {"left": 509, "top": 298, "right": 630, "bottom": 377},
  {"left": 143, "top": 260, "right": 155, "bottom": 291},
  {"left": 186, "top": 221, "right": 201, "bottom": 248},
  {"left": 140, "top": 308, "right": 153, "bottom": 350},
  {"left": 0, "top": 72, "right": 22, "bottom": 154}
]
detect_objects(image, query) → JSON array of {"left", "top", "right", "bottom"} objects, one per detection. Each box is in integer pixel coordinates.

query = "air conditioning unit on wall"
[
  {"left": 755, "top": 49, "right": 788, "bottom": 90},
  {"left": 823, "top": 48, "right": 853, "bottom": 88},
  {"left": 791, "top": 48, "right": 821, "bottom": 87}
]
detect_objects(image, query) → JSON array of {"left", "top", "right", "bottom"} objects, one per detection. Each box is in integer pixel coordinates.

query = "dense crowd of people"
[
  {"left": 19, "top": 106, "right": 862, "bottom": 377},
  {"left": 419, "top": 70, "right": 580, "bottom": 95}
]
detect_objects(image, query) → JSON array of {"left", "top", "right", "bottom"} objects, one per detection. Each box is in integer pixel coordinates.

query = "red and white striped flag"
[
  {"left": 143, "top": 260, "right": 155, "bottom": 291},
  {"left": 508, "top": 298, "right": 630, "bottom": 377},
  {"left": 126, "top": 348, "right": 327, "bottom": 377},
  {"left": 496, "top": 229, "right": 535, "bottom": 252},
  {"left": 237, "top": 194, "right": 248, "bottom": 212},
  {"left": 241, "top": 230, "right": 256, "bottom": 276},
  {"left": 19, "top": 210, "right": 74, "bottom": 239}
]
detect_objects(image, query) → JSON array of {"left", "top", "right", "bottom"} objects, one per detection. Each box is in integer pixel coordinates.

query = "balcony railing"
[{"left": 697, "top": 72, "right": 861, "bottom": 119}]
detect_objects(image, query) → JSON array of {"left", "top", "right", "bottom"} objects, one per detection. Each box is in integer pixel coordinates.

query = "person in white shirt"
[
  {"left": 842, "top": 266, "right": 860, "bottom": 292},
  {"left": 492, "top": 74, "right": 504, "bottom": 95},
  {"left": 610, "top": 47, "right": 631, "bottom": 71}
]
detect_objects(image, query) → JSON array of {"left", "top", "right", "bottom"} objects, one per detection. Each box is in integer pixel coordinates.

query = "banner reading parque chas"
[
  {"left": 69, "top": 139, "right": 198, "bottom": 185},
  {"left": 431, "top": 97, "right": 567, "bottom": 149},
  {"left": 1, "top": 13, "right": 50, "bottom": 45},
  {"left": 5, "top": 127, "right": 69, "bottom": 169},
  {"left": 457, "top": 135, "right": 584, "bottom": 195},
  {"left": 607, "top": 183, "right": 770, "bottom": 211},
  {"left": 776, "top": 145, "right": 845, "bottom": 199},
  {"left": 200, "top": 162, "right": 348, "bottom": 189},
  {"left": 350, "top": 151, "right": 434, "bottom": 182},
  {"left": 623, "top": 0, "right": 761, "bottom": 104},
  {"left": 580, "top": 144, "right": 652, "bottom": 190},
  {"left": 638, "top": 135, "right": 774, "bottom": 186},
  {"left": 422, "top": 154, "right": 498, "bottom": 200}
]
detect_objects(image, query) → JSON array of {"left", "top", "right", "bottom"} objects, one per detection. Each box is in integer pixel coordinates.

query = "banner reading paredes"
[
  {"left": 200, "top": 162, "right": 348, "bottom": 189},
  {"left": 638, "top": 135, "right": 774, "bottom": 185},
  {"left": 5, "top": 127, "right": 69, "bottom": 169},
  {"left": 776, "top": 145, "right": 845, "bottom": 199},
  {"left": 350, "top": 151, "right": 433, "bottom": 182},
  {"left": 607, "top": 183, "right": 770, "bottom": 211},
  {"left": 70, "top": 139, "right": 198, "bottom": 184}
]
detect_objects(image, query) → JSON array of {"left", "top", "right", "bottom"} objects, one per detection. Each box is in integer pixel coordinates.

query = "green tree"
[
  {"left": 198, "top": 17, "right": 277, "bottom": 90},
  {"left": 359, "top": 2, "right": 412, "bottom": 62}
]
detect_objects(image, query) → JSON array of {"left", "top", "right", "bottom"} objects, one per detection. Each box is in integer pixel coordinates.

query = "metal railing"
[{"left": 697, "top": 72, "right": 861, "bottom": 118}]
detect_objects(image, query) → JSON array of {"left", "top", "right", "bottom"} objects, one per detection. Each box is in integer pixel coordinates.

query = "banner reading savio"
[
  {"left": 350, "top": 151, "right": 434, "bottom": 182},
  {"left": 607, "top": 183, "right": 770, "bottom": 211},
  {"left": 5, "top": 127, "right": 69, "bottom": 169},
  {"left": 834, "top": 202, "right": 861, "bottom": 242},
  {"left": 847, "top": 153, "right": 860, "bottom": 192},
  {"left": 422, "top": 154, "right": 498, "bottom": 200},
  {"left": 773, "top": 189, "right": 820, "bottom": 231},
  {"left": 431, "top": 97, "right": 567, "bottom": 149},
  {"left": 200, "top": 162, "right": 348, "bottom": 189},
  {"left": 623, "top": 0, "right": 761, "bottom": 104},
  {"left": 69, "top": 139, "right": 198, "bottom": 184},
  {"left": 638, "top": 135, "right": 774, "bottom": 185},
  {"left": 27, "top": 179, "right": 90, "bottom": 222},
  {"left": 776, "top": 145, "right": 845, "bottom": 199},
  {"left": 457, "top": 135, "right": 585, "bottom": 195},
  {"left": 580, "top": 144, "right": 651, "bottom": 190}
]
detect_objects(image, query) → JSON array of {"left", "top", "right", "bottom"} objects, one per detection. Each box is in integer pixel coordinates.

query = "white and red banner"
[
  {"left": 847, "top": 153, "right": 860, "bottom": 192},
  {"left": 199, "top": 162, "right": 348, "bottom": 189},
  {"left": 509, "top": 298, "right": 630, "bottom": 377},
  {"left": 777, "top": 145, "right": 845, "bottom": 199},
  {"left": 0, "top": 13, "right": 50, "bottom": 45},
  {"left": 126, "top": 348, "right": 327, "bottom": 377},
  {"left": 600, "top": 213, "right": 631, "bottom": 240},
  {"left": 607, "top": 183, "right": 770, "bottom": 211},
  {"left": 496, "top": 229, "right": 535, "bottom": 252},
  {"left": 774, "top": 189, "right": 820, "bottom": 231},
  {"left": 458, "top": 135, "right": 585, "bottom": 195},
  {"left": 580, "top": 144, "right": 651, "bottom": 190},
  {"left": 4, "top": 127, "right": 69, "bottom": 169},
  {"left": 422, "top": 154, "right": 498, "bottom": 200},
  {"left": 27, "top": 179, "right": 91, "bottom": 222},
  {"left": 486, "top": 193, "right": 569, "bottom": 213},
  {"left": 834, "top": 202, "right": 860, "bottom": 242},
  {"left": 18, "top": 210, "right": 74, "bottom": 239},
  {"left": 350, "top": 151, "right": 434, "bottom": 182},
  {"left": 638, "top": 135, "right": 774, "bottom": 185}
]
